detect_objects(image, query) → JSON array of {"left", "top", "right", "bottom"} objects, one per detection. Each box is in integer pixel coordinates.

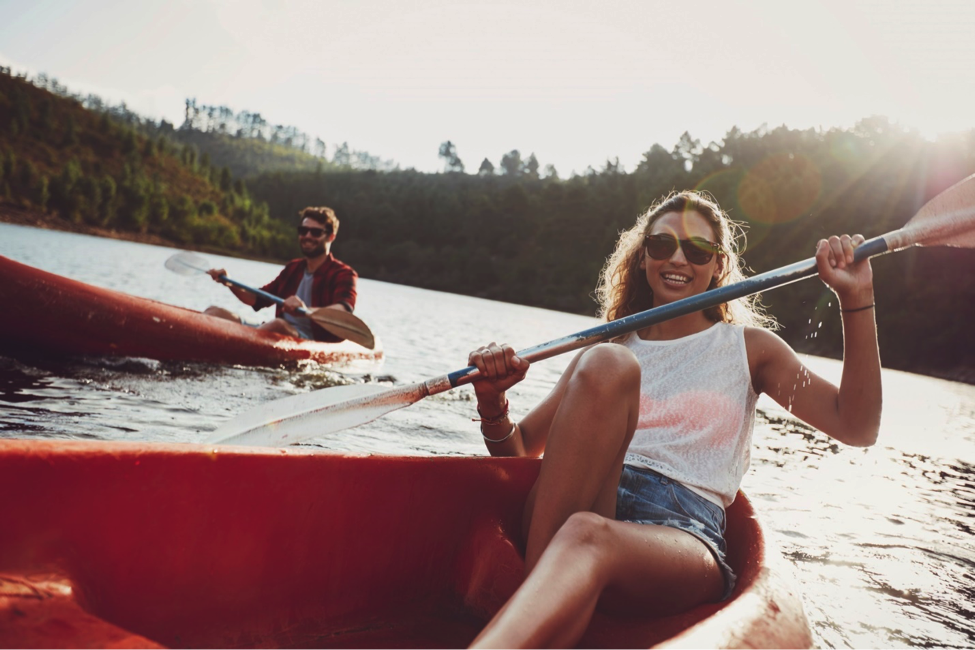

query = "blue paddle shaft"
[
  {"left": 172, "top": 255, "right": 312, "bottom": 317},
  {"left": 218, "top": 275, "right": 312, "bottom": 316},
  {"left": 445, "top": 235, "right": 891, "bottom": 388}
]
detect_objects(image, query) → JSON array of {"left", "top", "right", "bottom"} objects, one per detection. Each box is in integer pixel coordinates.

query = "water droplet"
[{"left": 817, "top": 322, "right": 823, "bottom": 329}]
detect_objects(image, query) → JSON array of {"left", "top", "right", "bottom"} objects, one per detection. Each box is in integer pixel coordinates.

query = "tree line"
[
  {"left": 2, "top": 66, "right": 973, "bottom": 381},
  {"left": 0, "top": 68, "right": 290, "bottom": 254},
  {"left": 247, "top": 119, "right": 975, "bottom": 382}
]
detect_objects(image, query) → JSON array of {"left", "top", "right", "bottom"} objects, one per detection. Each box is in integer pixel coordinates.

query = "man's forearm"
[{"left": 231, "top": 286, "right": 258, "bottom": 306}]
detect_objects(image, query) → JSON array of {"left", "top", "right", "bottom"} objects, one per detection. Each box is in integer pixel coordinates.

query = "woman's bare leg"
[
  {"left": 521, "top": 343, "right": 642, "bottom": 572},
  {"left": 472, "top": 513, "right": 724, "bottom": 649}
]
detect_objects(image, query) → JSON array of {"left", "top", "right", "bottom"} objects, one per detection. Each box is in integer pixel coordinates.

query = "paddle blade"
[
  {"left": 901, "top": 173, "right": 975, "bottom": 249},
  {"left": 208, "top": 382, "right": 427, "bottom": 447},
  {"left": 308, "top": 308, "right": 377, "bottom": 349},
  {"left": 164, "top": 250, "right": 211, "bottom": 276}
]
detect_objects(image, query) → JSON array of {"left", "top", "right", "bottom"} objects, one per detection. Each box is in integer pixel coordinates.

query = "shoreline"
[
  {"left": 0, "top": 202, "right": 282, "bottom": 263},
  {"left": 3, "top": 203, "right": 973, "bottom": 387}
]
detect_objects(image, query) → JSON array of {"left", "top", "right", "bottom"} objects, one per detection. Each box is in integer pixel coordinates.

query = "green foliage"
[
  {"left": 198, "top": 199, "right": 217, "bottom": 217},
  {"left": 0, "top": 69, "right": 274, "bottom": 250},
  {"left": 98, "top": 175, "right": 117, "bottom": 225},
  {"left": 49, "top": 158, "right": 82, "bottom": 219},
  {"left": 500, "top": 150, "right": 522, "bottom": 176},
  {"left": 64, "top": 114, "right": 79, "bottom": 147},
  {"left": 164, "top": 195, "right": 197, "bottom": 243},
  {"left": 246, "top": 122, "right": 975, "bottom": 381},
  {"left": 118, "top": 165, "right": 149, "bottom": 230},
  {"left": 165, "top": 128, "right": 329, "bottom": 179},
  {"left": 2, "top": 67, "right": 974, "bottom": 381},
  {"left": 438, "top": 141, "right": 464, "bottom": 173},
  {"left": 73, "top": 174, "right": 101, "bottom": 223},
  {"left": 180, "top": 144, "right": 197, "bottom": 171},
  {"left": 148, "top": 190, "right": 168, "bottom": 228},
  {"left": 218, "top": 166, "right": 232, "bottom": 192}
]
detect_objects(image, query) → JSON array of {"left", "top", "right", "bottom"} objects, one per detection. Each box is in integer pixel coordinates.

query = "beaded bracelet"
[
  {"left": 841, "top": 303, "right": 875, "bottom": 313},
  {"left": 483, "top": 422, "right": 517, "bottom": 444},
  {"left": 472, "top": 399, "right": 510, "bottom": 426}
]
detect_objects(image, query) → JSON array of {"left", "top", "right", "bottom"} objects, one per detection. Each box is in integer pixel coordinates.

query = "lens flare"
[
  {"left": 694, "top": 168, "right": 773, "bottom": 250},
  {"left": 737, "top": 154, "right": 822, "bottom": 225}
]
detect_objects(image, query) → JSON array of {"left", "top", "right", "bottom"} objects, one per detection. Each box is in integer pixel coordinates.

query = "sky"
[{"left": 1, "top": 0, "right": 974, "bottom": 176}]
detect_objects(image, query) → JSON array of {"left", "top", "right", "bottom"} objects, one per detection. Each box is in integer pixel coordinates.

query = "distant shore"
[
  {"left": 3, "top": 202, "right": 973, "bottom": 387},
  {"left": 0, "top": 202, "right": 177, "bottom": 247},
  {"left": 0, "top": 202, "right": 280, "bottom": 263}
]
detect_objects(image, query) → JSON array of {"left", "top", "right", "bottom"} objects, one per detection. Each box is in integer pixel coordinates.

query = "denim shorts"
[{"left": 616, "top": 464, "right": 736, "bottom": 599}]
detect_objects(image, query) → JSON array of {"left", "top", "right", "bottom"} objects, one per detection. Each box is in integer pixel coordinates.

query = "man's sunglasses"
[
  {"left": 644, "top": 234, "right": 721, "bottom": 265},
  {"left": 297, "top": 226, "right": 328, "bottom": 237}
]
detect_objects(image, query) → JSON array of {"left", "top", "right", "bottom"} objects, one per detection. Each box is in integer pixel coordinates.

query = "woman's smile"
[{"left": 661, "top": 271, "right": 693, "bottom": 287}]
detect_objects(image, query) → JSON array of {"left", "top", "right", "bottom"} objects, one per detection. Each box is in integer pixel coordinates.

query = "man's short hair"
[{"left": 299, "top": 206, "right": 339, "bottom": 235}]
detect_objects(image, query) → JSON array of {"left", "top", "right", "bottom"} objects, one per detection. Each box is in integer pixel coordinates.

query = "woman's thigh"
[
  {"left": 593, "top": 518, "right": 725, "bottom": 615},
  {"left": 520, "top": 344, "right": 641, "bottom": 538}
]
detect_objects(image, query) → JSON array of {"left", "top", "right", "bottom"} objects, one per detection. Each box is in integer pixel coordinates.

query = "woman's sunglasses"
[
  {"left": 644, "top": 234, "right": 721, "bottom": 265},
  {"left": 297, "top": 226, "right": 328, "bottom": 237}
]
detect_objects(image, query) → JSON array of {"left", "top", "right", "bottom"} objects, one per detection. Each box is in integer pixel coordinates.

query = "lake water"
[{"left": 2, "top": 222, "right": 973, "bottom": 648}]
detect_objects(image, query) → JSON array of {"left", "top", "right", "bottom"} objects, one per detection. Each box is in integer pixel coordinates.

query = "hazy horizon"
[{"left": 2, "top": 0, "right": 973, "bottom": 175}]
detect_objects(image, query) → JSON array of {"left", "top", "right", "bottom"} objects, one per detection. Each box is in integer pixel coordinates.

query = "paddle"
[
  {"left": 165, "top": 251, "right": 376, "bottom": 350},
  {"left": 209, "top": 173, "right": 975, "bottom": 447}
]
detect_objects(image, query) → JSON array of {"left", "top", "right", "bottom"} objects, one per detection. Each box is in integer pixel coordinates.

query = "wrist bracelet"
[
  {"left": 472, "top": 399, "right": 509, "bottom": 425},
  {"left": 841, "top": 303, "right": 875, "bottom": 313},
  {"left": 483, "top": 422, "right": 517, "bottom": 444}
]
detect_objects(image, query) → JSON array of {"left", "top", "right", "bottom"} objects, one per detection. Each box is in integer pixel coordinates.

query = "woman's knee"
[
  {"left": 570, "top": 345, "right": 641, "bottom": 396},
  {"left": 551, "top": 511, "right": 615, "bottom": 557}
]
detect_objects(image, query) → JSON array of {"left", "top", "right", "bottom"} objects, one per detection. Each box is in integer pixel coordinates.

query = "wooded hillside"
[{"left": 1, "top": 67, "right": 973, "bottom": 381}]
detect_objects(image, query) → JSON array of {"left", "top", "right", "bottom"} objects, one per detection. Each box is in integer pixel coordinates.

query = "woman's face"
[{"left": 639, "top": 210, "right": 724, "bottom": 306}]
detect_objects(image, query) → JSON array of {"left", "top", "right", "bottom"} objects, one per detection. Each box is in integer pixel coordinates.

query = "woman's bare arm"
[{"left": 747, "top": 235, "right": 882, "bottom": 446}]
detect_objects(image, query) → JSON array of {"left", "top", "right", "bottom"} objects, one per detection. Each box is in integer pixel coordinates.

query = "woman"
[{"left": 467, "top": 191, "right": 881, "bottom": 648}]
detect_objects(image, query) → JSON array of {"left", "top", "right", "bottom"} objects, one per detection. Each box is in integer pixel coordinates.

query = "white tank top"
[{"left": 620, "top": 323, "right": 758, "bottom": 508}]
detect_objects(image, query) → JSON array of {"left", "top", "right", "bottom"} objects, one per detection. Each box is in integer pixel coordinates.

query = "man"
[{"left": 205, "top": 206, "right": 357, "bottom": 342}]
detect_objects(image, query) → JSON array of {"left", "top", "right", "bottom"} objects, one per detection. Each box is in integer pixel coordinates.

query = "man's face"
[{"left": 297, "top": 218, "right": 331, "bottom": 257}]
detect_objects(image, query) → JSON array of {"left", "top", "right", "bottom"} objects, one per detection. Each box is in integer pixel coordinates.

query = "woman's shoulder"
[
  {"left": 742, "top": 325, "right": 790, "bottom": 356},
  {"left": 742, "top": 325, "right": 799, "bottom": 388}
]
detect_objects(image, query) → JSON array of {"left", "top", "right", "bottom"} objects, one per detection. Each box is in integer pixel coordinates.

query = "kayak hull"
[
  {"left": 0, "top": 438, "right": 812, "bottom": 648},
  {"left": 0, "top": 255, "right": 382, "bottom": 368}
]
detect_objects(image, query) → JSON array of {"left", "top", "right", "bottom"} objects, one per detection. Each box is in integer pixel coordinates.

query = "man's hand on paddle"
[
  {"left": 208, "top": 268, "right": 257, "bottom": 305},
  {"left": 207, "top": 268, "right": 230, "bottom": 285},
  {"left": 468, "top": 343, "right": 530, "bottom": 400},
  {"left": 281, "top": 295, "right": 307, "bottom": 315}
]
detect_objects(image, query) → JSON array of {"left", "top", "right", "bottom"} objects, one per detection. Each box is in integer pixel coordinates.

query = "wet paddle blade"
[
  {"left": 164, "top": 251, "right": 210, "bottom": 276},
  {"left": 208, "top": 382, "right": 427, "bottom": 446},
  {"left": 307, "top": 308, "right": 377, "bottom": 350},
  {"left": 898, "top": 173, "right": 975, "bottom": 249}
]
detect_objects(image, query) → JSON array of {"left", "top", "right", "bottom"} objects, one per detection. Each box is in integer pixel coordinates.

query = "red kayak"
[
  {"left": 0, "top": 255, "right": 383, "bottom": 368},
  {"left": 0, "top": 438, "right": 813, "bottom": 648}
]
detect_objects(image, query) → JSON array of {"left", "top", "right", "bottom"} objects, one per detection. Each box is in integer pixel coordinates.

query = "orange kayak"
[
  {"left": 0, "top": 438, "right": 812, "bottom": 648},
  {"left": 0, "top": 255, "right": 382, "bottom": 368}
]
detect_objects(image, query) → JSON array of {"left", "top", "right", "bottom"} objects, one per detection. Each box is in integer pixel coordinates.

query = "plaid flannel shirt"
[{"left": 253, "top": 255, "right": 358, "bottom": 342}]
